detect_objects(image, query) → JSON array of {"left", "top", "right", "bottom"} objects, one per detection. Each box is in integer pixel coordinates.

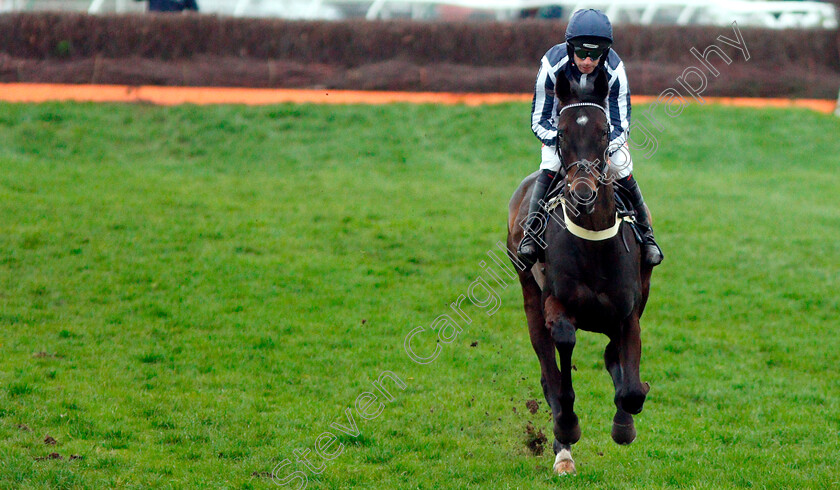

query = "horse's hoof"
[
  {"left": 553, "top": 448, "right": 576, "bottom": 475},
  {"left": 611, "top": 410, "right": 637, "bottom": 445},
  {"left": 611, "top": 421, "right": 637, "bottom": 445}
]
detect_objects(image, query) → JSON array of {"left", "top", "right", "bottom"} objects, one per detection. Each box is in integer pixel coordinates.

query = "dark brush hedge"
[
  {"left": 0, "top": 13, "right": 555, "bottom": 64},
  {"left": 1, "top": 13, "right": 838, "bottom": 96},
  {"left": 0, "top": 13, "right": 838, "bottom": 71},
  {"left": 2, "top": 55, "right": 837, "bottom": 97}
]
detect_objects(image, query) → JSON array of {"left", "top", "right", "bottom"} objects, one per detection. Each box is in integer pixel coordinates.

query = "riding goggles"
[{"left": 573, "top": 45, "right": 608, "bottom": 61}]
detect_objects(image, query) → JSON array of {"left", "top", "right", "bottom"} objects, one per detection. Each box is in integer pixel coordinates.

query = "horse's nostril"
[{"left": 569, "top": 181, "right": 595, "bottom": 205}]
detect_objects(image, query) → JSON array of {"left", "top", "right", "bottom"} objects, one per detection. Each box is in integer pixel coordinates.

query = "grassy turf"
[{"left": 0, "top": 101, "right": 838, "bottom": 489}]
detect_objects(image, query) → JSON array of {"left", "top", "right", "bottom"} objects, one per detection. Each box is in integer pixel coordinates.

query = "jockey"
[{"left": 517, "top": 9, "right": 664, "bottom": 268}]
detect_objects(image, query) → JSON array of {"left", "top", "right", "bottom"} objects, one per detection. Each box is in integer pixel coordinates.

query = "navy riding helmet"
[{"left": 565, "top": 9, "right": 613, "bottom": 63}]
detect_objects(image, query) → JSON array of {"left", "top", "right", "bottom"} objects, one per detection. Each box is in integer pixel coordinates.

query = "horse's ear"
[
  {"left": 577, "top": 68, "right": 609, "bottom": 103},
  {"left": 592, "top": 67, "right": 609, "bottom": 101},
  {"left": 555, "top": 75, "right": 573, "bottom": 104}
]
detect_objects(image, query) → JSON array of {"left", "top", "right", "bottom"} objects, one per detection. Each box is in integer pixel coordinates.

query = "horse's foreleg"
[
  {"left": 605, "top": 338, "right": 636, "bottom": 445},
  {"left": 614, "top": 314, "right": 649, "bottom": 416},
  {"left": 519, "top": 277, "right": 563, "bottom": 433},
  {"left": 544, "top": 296, "right": 581, "bottom": 447}
]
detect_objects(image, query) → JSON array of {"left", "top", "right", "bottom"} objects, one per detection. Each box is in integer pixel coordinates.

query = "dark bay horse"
[{"left": 507, "top": 69, "right": 653, "bottom": 475}]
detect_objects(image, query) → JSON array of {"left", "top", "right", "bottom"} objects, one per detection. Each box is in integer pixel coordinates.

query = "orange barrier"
[
  {"left": 0, "top": 83, "right": 836, "bottom": 113},
  {"left": 0, "top": 84, "right": 529, "bottom": 106}
]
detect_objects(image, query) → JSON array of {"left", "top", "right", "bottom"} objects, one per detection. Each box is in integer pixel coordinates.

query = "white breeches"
[
  {"left": 607, "top": 142, "right": 634, "bottom": 179},
  {"left": 539, "top": 144, "right": 562, "bottom": 171}
]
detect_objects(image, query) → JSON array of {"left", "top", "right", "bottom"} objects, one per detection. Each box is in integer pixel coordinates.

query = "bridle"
[
  {"left": 557, "top": 102, "right": 607, "bottom": 119},
  {"left": 554, "top": 102, "right": 610, "bottom": 204},
  {"left": 555, "top": 102, "right": 609, "bottom": 164},
  {"left": 546, "top": 101, "right": 635, "bottom": 240}
]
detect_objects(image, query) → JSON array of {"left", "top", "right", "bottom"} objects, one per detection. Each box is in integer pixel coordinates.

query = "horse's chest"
[
  {"left": 571, "top": 286, "right": 617, "bottom": 315},
  {"left": 553, "top": 278, "right": 635, "bottom": 325}
]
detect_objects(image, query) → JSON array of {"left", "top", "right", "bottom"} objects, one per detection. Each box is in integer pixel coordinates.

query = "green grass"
[{"left": 0, "top": 100, "right": 838, "bottom": 489}]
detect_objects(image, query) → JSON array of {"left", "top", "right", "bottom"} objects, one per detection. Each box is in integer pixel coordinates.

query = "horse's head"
[{"left": 554, "top": 69, "right": 611, "bottom": 211}]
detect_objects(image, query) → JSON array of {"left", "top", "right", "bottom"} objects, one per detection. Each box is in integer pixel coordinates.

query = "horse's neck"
[{"left": 566, "top": 183, "right": 616, "bottom": 231}]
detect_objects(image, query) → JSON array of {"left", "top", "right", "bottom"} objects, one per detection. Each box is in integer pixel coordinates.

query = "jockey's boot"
[
  {"left": 616, "top": 175, "right": 663, "bottom": 267},
  {"left": 517, "top": 169, "right": 556, "bottom": 267}
]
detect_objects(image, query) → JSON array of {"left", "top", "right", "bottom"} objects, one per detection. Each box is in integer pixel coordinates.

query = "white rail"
[{"left": 0, "top": 0, "right": 834, "bottom": 28}]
